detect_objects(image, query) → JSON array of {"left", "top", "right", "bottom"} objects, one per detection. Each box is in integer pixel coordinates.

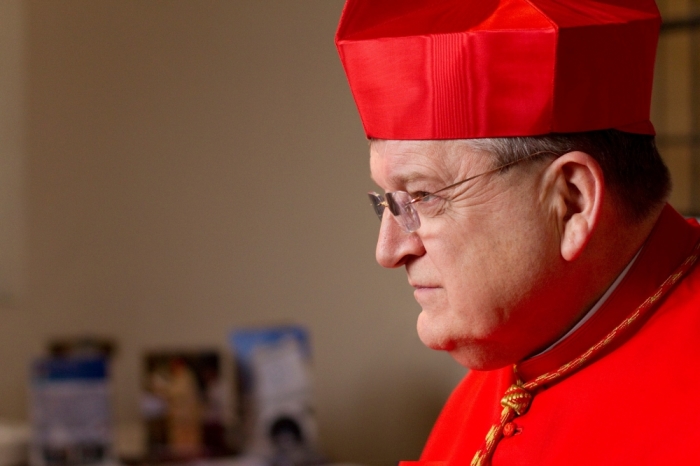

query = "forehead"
[{"left": 369, "top": 139, "right": 486, "bottom": 189}]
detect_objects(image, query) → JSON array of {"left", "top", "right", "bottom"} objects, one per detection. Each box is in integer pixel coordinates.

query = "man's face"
[{"left": 370, "top": 140, "right": 564, "bottom": 369}]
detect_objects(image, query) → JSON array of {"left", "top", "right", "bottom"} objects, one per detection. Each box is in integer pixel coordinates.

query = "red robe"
[{"left": 401, "top": 204, "right": 700, "bottom": 465}]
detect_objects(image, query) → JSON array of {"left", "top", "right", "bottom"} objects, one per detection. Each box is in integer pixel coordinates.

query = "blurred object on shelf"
[
  {"left": 29, "top": 357, "right": 112, "bottom": 466},
  {"left": 230, "top": 326, "right": 323, "bottom": 466},
  {"left": 189, "top": 454, "right": 269, "bottom": 466},
  {"left": 141, "top": 350, "right": 230, "bottom": 461},
  {"left": 48, "top": 336, "right": 117, "bottom": 360}
]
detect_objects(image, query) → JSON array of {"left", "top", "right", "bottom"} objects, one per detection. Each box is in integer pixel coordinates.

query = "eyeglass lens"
[
  {"left": 369, "top": 193, "right": 385, "bottom": 219},
  {"left": 368, "top": 191, "right": 421, "bottom": 233}
]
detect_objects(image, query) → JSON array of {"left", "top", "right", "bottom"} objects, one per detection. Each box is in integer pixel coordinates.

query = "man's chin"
[
  {"left": 421, "top": 338, "right": 456, "bottom": 352},
  {"left": 416, "top": 320, "right": 455, "bottom": 352},
  {"left": 416, "top": 325, "right": 461, "bottom": 353},
  {"left": 417, "top": 327, "right": 508, "bottom": 370},
  {"left": 417, "top": 332, "right": 508, "bottom": 369},
  {"left": 416, "top": 311, "right": 458, "bottom": 351}
]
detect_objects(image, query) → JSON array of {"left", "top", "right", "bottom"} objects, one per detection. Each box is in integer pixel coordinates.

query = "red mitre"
[{"left": 335, "top": 0, "right": 661, "bottom": 139}]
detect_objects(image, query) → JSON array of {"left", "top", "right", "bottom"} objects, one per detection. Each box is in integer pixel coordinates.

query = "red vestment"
[{"left": 401, "top": 204, "right": 700, "bottom": 465}]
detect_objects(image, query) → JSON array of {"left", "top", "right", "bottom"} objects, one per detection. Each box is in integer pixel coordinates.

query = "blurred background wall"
[
  {"left": 0, "top": 0, "right": 697, "bottom": 465},
  {"left": 0, "top": 1, "right": 466, "bottom": 465}
]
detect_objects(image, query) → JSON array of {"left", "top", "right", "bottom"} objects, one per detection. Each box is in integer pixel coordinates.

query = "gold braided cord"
[
  {"left": 471, "top": 407, "right": 512, "bottom": 466},
  {"left": 471, "top": 239, "right": 700, "bottom": 466}
]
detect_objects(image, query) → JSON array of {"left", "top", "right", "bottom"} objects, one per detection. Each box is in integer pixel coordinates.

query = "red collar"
[{"left": 517, "top": 204, "right": 700, "bottom": 382}]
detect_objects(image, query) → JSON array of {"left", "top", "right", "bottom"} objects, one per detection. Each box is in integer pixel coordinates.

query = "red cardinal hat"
[{"left": 335, "top": 0, "right": 661, "bottom": 139}]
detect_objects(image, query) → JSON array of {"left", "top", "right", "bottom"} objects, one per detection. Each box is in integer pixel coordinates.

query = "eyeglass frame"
[{"left": 368, "top": 150, "right": 556, "bottom": 233}]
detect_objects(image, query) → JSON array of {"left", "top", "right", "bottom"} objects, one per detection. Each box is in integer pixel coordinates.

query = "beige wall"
[
  {"left": 0, "top": 0, "right": 29, "bottom": 434},
  {"left": 0, "top": 0, "right": 27, "bottom": 305},
  {"left": 0, "top": 1, "right": 466, "bottom": 465}
]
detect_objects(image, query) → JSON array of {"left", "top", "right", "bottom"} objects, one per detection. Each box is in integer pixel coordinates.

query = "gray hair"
[{"left": 462, "top": 130, "right": 671, "bottom": 223}]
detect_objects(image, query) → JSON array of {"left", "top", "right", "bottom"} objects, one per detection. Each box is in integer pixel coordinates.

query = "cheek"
[
  {"left": 425, "top": 234, "right": 503, "bottom": 314},
  {"left": 442, "top": 216, "right": 547, "bottom": 307}
]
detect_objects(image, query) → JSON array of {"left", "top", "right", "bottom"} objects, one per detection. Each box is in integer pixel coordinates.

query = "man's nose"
[{"left": 375, "top": 211, "right": 425, "bottom": 268}]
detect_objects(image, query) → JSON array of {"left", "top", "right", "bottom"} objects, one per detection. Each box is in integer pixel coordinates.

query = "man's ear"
[{"left": 544, "top": 151, "right": 604, "bottom": 262}]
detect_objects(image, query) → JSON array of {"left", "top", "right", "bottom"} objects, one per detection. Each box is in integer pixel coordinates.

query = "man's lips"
[
  {"left": 410, "top": 282, "right": 441, "bottom": 294},
  {"left": 409, "top": 275, "right": 441, "bottom": 300},
  {"left": 413, "top": 285, "right": 440, "bottom": 304},
  {"left": 409, "top": 279, "right": 440, "bottom": 289}
]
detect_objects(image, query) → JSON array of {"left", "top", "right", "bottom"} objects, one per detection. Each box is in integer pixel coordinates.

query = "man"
[{"left": 336, "top": 1, "right": 700, "bottom": 465}]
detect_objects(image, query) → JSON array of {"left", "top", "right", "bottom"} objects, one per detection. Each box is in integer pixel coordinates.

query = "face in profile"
[{"left": 370, "top": 140, "right": 563, "bottom": 369}]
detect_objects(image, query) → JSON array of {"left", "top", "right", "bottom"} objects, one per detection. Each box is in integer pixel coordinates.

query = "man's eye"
[
  {"left": 412, "top": 192, "right": 445, "bottom": 217},
  {"left": 411, "top": 191, "right": 432, "bottom": 203},
  {"left": 412, "top": 192, "right": 435, "bottom": 202}
]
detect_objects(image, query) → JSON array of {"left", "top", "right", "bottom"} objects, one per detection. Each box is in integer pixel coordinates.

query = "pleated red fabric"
[{"left": 336, "top": 0, "right": 660, "bottom": 139}]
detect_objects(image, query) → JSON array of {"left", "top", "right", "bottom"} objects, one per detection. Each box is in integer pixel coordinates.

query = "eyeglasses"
[{"left": 368, "top": 151, "right": 552, "bottom": 233}]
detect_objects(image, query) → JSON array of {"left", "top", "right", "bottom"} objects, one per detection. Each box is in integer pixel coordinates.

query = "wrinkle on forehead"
[
  {"left": 370, "top": 139, "right": 491, "bottom": 189},
  {"left": 371, "top": 139, "right": 448, "bottom": 161}
]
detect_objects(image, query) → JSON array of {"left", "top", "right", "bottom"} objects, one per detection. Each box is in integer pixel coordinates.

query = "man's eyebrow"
[
  {"left": 394, "top": 172, "right": 432, "bottom": 187},
  {"left": 372, "top": 171, "right": 436, "bottom": 191}
]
